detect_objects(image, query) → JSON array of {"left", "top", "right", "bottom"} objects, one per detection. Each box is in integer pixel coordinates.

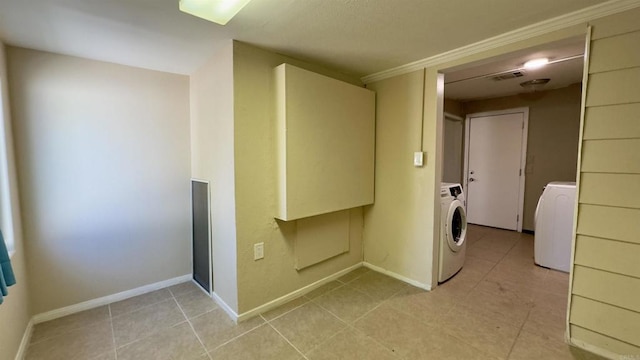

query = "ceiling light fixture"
[
  {"left": 523, "top": 57, "right": 549, "bottom": 70},
  {"left": 179, "top": 0, "right": 253, "bottom": 25}
]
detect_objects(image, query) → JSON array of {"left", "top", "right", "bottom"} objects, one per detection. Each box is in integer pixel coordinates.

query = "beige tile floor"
[{"left": 25, "top": 225, "right": 604, "bottom": 360}]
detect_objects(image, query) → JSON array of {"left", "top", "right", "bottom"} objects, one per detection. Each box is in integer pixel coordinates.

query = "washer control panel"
[
  {"left": 448, "top": 185, "right": 462, "bottom": 198},
  {"left": 441, "top": 183, "right": 465, "bottom": 201}
]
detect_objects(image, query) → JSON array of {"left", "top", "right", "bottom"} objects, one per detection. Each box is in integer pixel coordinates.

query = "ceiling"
[
  {"left": 0, "top": 0, "right": 607, "bottom": 78},
  {"left": 444, "top": 36, "right": 586, "bottom": 101}
]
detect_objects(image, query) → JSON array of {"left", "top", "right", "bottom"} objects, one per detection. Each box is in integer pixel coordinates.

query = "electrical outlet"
[{"left": 254, "top": 242, "right": 264, "bottom": 260}]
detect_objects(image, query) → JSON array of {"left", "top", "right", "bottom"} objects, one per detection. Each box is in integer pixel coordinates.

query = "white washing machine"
[
  {"left": 439, "top": 183, "right": 467, "bottom": 283},
  {"left": 534, "top": 182, "right": 576, "bottom": 273}
]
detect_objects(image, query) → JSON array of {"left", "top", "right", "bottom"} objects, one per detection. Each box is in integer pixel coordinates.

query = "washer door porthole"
[{"left": 446, "top": 200, "right": 467, "bottom": 252}]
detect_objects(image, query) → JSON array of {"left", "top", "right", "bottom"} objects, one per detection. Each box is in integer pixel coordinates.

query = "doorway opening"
[
  {"left": 432, "top": 32, "right": 588, "bottom": 353},
  {"left": 440, "top": 34, "right": 585, "bottom": 234}
]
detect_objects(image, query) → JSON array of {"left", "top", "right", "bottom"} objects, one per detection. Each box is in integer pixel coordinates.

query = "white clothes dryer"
[
  {"left": 534, "top": 182, "right": 576, "bottom": 272},
  {"left": 439, "top": 183, "right": 468, "bottom": 283}
]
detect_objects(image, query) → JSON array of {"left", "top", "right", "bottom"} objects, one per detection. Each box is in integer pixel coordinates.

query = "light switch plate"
[
  {"left": 413, "top": 151, "right": 424, "bottom": 167},
  {"left": 254, "top": 242, "right": 264, "bottom": 260}
]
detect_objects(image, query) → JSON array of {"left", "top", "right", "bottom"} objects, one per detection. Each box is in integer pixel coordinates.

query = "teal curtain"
[{"left": 0, "top": 230, "right": 16, "bottom": 304}]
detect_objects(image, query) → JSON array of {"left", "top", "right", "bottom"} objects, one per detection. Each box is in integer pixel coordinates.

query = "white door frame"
[{"left": 463, "top": 107, "right": 529, "bottom": 232}]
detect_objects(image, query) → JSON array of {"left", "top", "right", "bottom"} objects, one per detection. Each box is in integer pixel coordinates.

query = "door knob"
[{"left": 469, "top": 178, "right": 476, "bottom": 182}]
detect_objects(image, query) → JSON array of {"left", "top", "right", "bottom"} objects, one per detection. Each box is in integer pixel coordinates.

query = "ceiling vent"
[{"left": 491, "top": 70, "right": 526, "bottom": 81}]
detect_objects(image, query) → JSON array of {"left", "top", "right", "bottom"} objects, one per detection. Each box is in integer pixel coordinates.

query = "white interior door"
[{"left": 465, "top": 110, "right": 527, "bottom": 231}]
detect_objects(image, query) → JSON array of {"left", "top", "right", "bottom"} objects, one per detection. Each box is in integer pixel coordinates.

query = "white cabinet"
[{"left": 274, "top": 63, "right": 375, "bottom": 221}]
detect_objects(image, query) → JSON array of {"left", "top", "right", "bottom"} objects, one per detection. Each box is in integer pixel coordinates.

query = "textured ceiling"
[{"left": 0, "top": 0, "right": 607, "bottom": 77}]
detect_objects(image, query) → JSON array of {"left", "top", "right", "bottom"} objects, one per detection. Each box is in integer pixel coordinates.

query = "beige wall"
[
  {"left": 364, "top": 70, "right": 437, "bottom": 288},
  {"left": 444, "top": 98, "right": 465, "bottom": 118},
  {"left": 463, "top": 85, "right": 582, "bottom": 231},
  {"left": 0, "top": 42, "right": 31, "bottom": 360},
  {"left": 8, "top": 47, "right": 192, "bottom": 314},
  {"left": 190, "top": 41, "right": 238, "bottom": 310},
  {"left": 569, "top": 7, "right": 640, "bottom": 357},
  {"left": 232, "top": 42, "right": 365, "bottom": 313}
]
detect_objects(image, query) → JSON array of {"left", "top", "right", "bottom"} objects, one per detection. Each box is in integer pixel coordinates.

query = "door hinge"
[
  {"left": 519, "top": 169, "right": 522, "bottom": 176},
  {"left": 517, "top": 214, "right": 520, "bottom": 222},
  {"left": 522, "top": 121, "right": 525, "bottom": 129}
]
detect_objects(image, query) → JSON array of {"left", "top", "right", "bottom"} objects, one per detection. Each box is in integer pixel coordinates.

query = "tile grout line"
[
  {"left": 264, "top": 271, "right": 398, "bottom": 357},
  {"left": 465, "top": 235, "right": 537, "bottom": 304},
  {"left": 109, "top": 297, "right": 186, "bottom": 350},
  {"left": 299, "top": 300, "right": 356, "bottom": 355},
  {"left": 392, "top": 257, "right": 524, "bottom": 357},
  {"left": 263, "top": 271, "right": 369, "bottom": 323},
  {"left": 170, "top": 288, "right": 212, "bottom": 360},
  {"left": 207, "top": 320, "right": 267, "bottom": 353},
  {"left": 307, "top": 281, "right": 347, "bottom": 300},
  {"left": 262, "top": 300, "right": 310, "bottom": 323},
  {"left": 108, "top": 305, "right": 118, "bottom": 360},
  {"left": 358, "top": 285, "right": 426, "bottom": 354},
  {"left": 263, "top": 316, "right": 310, "bottom": 360},
  {"left": 505, "top": 304, "right": 532, "bottom": 359},
  {"left": 427, "top": 231, "right": 533, "bottom": 358},
  {"left": 303, "top": 284, "right": 407, "bottom": 356},
  {"left": 341, "top": 283, "right": 408, "bottom": 325},
  {"left": 110, "top": 290, "right": 175, "bottom": 320},
  {"left": 471, "top": 229, "right": 539, "bottom": 359},
  {"left": 26, "top": 307, "right": 114, "bottom": 347}
]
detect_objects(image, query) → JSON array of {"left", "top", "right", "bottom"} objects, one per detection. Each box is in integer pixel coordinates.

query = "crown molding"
[{"left": 361, "top": 0, "right": 640, "bottom": 84}]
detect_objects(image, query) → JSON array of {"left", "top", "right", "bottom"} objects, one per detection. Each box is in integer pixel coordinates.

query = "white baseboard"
[
  {"left": 14, "top": 319, "right": 33, "bottom": 360},
  {"left": 32, "top": 274, "right": 192, "bottom": 324},
  {"left": 211, "top": 292, "right": 239, "bottom": 323},
  {"left": 363, "top": 262, "right": 432, "bottom": 291},
  {"left": 235, "top": 262, "right": 364, "bottom": 322}
]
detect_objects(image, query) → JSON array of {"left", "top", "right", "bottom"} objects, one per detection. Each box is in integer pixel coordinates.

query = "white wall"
[
  {"left": 7, "top": 47, "right": 192, "bottom": 314},
  {"left": 0, "top": 42, "right": 31, "bottom": 360},
  {"left": 190, "top": 41, "right": 238, "bottom": 311}
]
